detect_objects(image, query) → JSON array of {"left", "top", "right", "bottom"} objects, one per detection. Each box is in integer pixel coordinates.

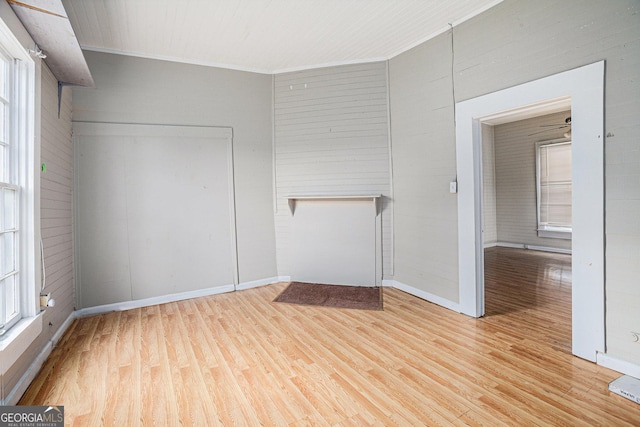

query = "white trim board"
[
  {"left": 597, "top": 353, "right": 640, "bottom": 381},
  {"left": 455, "top": 61, "right": 605, "bottom": 362},
  {"left": 75, "top": 284, "right": 236, "bottom": 318},
  {"left": 2, "top": 312, "right": 76, "bottom": 406},
  {"left": 75, "top": 276, "right": 288, "bottom": 318},
  {"left": 236, "top": 276, "right": 290, "bottom": 291},
  {"left": 383, "top": 280, "right": 460, "bottom": 313}
]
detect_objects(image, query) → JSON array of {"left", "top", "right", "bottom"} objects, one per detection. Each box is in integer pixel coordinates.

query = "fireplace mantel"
[{"left": 285, "top": 194, "right": 381, "bottom": 215}]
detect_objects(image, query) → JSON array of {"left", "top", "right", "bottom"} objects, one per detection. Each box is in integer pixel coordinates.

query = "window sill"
[
  {"left": 537, "top": 228, "right": 572, "bottom": 240},
  {"left": 0, "top": 313, "right": 43, "bottom": 375}
]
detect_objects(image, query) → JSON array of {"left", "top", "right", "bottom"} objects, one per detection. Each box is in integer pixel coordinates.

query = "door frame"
[{"left": 454, "top": 61, "right": 605, "bottom": 362}]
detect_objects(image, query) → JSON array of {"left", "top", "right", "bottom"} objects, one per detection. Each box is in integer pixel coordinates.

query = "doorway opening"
[
  {"left": 481, "top": 110, "right": 574, "bottom": 354},
  {"left": 454, "top": 61, "right": 605, "bottom": 362}
]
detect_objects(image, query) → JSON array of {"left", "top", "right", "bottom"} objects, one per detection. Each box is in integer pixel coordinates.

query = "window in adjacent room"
[{"left": 536, "top": 140, "right": 572, "bottom": 239}]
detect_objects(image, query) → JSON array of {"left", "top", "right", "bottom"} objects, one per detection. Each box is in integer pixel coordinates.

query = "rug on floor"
[{"left": 273, "top": 281, "right": 383, "bottom": 310}]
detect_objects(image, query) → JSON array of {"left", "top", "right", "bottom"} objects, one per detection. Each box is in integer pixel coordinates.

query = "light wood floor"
[{"left": 20, "top": 248, "right": 640, "bottom": 425}]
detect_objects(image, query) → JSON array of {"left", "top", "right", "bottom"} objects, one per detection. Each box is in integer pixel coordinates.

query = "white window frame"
[
  {"left": 535, "top": 139, "right": 572, "bottom": 240},
  {"left": 0, "top": 14, "right": 38, "bottom": 351}
]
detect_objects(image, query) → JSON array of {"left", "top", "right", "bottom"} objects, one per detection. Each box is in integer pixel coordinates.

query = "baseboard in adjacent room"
[{"left": 494, "top": 242, "right": 572, "bottom": 255}]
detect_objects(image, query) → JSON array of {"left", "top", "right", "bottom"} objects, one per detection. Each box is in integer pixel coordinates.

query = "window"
[
  {"left": 536, "top": 140, "right": 572, "bottom": 239},
  {"left": 0, "top": 18, "right": 36, "bottom": 337},
  {"left": 0, "top": 49, "right": 19, "bottom": 332}
]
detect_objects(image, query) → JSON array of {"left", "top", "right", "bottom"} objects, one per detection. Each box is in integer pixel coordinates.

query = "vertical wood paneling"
[
  {"left": 493, "top": 111, "right": 571, "bottom": 250},
  {"left": 273, "top": 63, "right": 392, "bottom": 279}
]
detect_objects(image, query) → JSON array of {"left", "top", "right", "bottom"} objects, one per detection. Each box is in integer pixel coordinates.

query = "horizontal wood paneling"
[
  {"left": 40, "top": 64, "right": 75, "bottom": 338},
  {"left": 274, "top": 62, "right": 392, "bottom": 279},
  {"left": 4, "top": 63, "right": 75, "bottom": 397},
  {"left": 63, "top": 0, "right": 500, "bottom": 73},
  {"left": 493, "top": 111, "right": 572, "bottom": 250},
  {"left": 389, "top": 31, "right": 459, "bottom": 303}
]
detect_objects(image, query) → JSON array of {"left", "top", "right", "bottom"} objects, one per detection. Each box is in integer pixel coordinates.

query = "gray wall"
[
  {"left": 389, "top": 30, "right": 459, "bottom": 302},
  {"left": 493, "top": 111, "right": 572, "bottom": 251},
  {"left": 390, "top": 0, "right": 640, "bottom": 366},
  {"left": 74, "top": 124, "right": 236, "bottom": 308},
  {"left": 273, "top": 63, "right": 392, "bottom": 279},
  {"left": 72, "top": 52, "right": 277, "bottom": 286}
]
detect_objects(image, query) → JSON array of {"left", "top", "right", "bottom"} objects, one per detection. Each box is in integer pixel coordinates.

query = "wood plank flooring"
[{"left": 20, "top": 248, "right": 640, "bottom": 425}]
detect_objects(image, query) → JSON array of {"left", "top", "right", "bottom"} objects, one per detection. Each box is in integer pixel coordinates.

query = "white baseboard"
[
  {"left": 494, "top": 242, "right": 572, "bottom": 255},
  {"left": 75, "top": 276, "right": 294, "bottom": 318},
  {"left": 3, "top": 311, "right": 76, "bottom": 406},
  {"left": 597, "top": 352, "right": 640, "bottom": 379},
  {"left": 5, "top": 277, "right": 290, "bottom": 405},
  {"left": 236, "top": 276, "right": 289, "bottom": 291},
  {"left": 383, "top": 279, "right": 460, "bottom": 313},
  {"left": 75, "top": 284, "right": 235, "bottom": 318}
]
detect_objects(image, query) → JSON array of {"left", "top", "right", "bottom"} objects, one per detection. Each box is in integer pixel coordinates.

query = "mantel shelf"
[{"left": 284, "top": 194, "right": 382, "bottom": 215}]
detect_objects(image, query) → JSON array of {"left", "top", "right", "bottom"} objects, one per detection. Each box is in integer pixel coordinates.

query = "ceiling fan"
[{"left": 529, "top": 116, "right": 571, "bottom": 138}]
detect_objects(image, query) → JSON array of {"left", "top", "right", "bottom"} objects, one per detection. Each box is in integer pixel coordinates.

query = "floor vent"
[{"left": 609, "top": 375, "right": 640, "bottom": 405}]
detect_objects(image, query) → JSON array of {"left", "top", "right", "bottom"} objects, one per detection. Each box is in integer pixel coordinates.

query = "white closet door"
[{"left": 74, "top": 123, "right": 236, "bottom": 308}]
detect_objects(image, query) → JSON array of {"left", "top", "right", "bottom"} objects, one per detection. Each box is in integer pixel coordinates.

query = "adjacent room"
[{"left": 1, "top": 0, "right": 639, "bottom": 424}]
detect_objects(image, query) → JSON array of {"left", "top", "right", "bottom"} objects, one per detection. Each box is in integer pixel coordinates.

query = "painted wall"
[
  {"left": 72, "top": 52, "right": 277, "bottom": 286},
  {"left": 493, "top": 111, "right": 572, "bottom": 251},
  {"left": 1, "top": 2, "right": 74, "bottom": 400},
  {"left": 273, "top": 63, "right": 392, "bottom": 280},
  {"left": 74, "top": 124, "right": 236, "bottom": 308},
  {"left": 389, "top": 29, "right": 459, "bottom": 302},
  {"left": 390, "top": 0, "right": 640, "bottom": 366}
]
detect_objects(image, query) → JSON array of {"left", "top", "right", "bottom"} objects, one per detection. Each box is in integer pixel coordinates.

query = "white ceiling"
[{"left": 61, "top": 0, "right": 502, "bottom": 74}]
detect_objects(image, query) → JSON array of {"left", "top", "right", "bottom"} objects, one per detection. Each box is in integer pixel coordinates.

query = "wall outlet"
[
  {"left": 449, "top": 181, "right": 457, "bottom": 194},
  {"left": 40, "top": 293, "right": 55, "bottom": 309},
  {"left": 40, "top": 293, "right": 50, "bottom": 309}
]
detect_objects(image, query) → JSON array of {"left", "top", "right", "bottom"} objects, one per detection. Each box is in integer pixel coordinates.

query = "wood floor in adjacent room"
[{"left": 20, "top": 248, "right": 640, "bottom": 425}]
